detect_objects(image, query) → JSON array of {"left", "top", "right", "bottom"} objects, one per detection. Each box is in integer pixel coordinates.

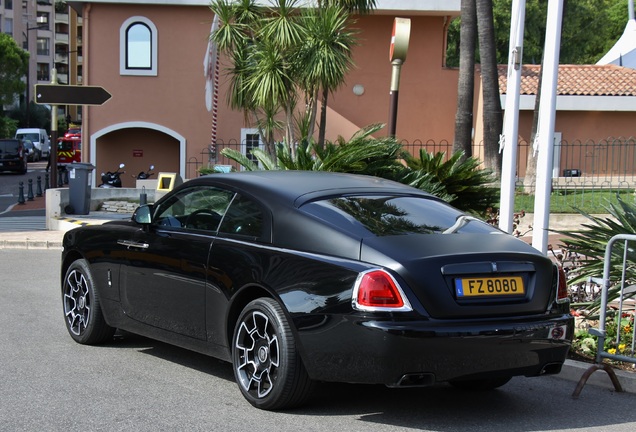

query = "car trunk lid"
[{"left": 360, "top": 233, "right": 555, "bottom": 319}]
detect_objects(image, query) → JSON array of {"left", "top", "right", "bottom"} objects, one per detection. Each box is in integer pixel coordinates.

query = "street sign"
[{"left": 35, "top": 84, "right": 111, "bottom": 106}]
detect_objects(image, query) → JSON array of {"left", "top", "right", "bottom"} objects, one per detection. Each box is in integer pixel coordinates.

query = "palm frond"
[
  {"left": 250, "top": 148, "right": 279, "bottom": 170},
  {"left": 220, "top": 147, "right": 259, "bottom": 171}
]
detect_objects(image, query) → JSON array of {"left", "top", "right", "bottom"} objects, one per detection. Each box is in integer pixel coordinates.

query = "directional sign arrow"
[{"left": 35, "top": 84, "right": 112, "bottom": 106}]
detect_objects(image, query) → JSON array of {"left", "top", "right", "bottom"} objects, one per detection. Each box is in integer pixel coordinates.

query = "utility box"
[{"left": 66, "top": 162, "right": 95, "bottom": 215}]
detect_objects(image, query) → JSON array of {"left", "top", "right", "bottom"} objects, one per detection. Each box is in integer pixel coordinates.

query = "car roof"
[{"left": 190, "top": 171, "right": 433, "bottom": 207}]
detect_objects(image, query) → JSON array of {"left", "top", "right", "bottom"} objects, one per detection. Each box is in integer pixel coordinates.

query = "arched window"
[{"left": 120, "top": 16, "right": 157, "bottom": 76}]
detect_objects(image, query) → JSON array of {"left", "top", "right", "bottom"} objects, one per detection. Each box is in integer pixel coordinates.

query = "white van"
[{"left": 15, "top": 128, "right": 51, "bottom": 159}]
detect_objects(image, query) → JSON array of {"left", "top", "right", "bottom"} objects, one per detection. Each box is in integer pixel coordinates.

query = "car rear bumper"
[
  {"left": 0, "top": 160, "right": 26, "bottom": 172},
  {"left": 296, "top": 313, "right": 574, "bottom": 385}
]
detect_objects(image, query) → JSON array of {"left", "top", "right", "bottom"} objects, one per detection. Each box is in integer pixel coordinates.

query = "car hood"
[{"left": 360, "top": 233, "right": 555, "bottom": 319}]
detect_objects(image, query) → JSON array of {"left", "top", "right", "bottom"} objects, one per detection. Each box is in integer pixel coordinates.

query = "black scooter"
[
  {"left": 99, "top": 163, "right": 125, "bottom": 188},
  {"left": 134, "top": 164, "right": 155, "bottom": 180}
]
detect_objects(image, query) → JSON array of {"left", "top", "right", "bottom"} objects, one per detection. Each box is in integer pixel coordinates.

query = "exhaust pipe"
[
  {"left": 389, "top": 373, "right": 436, "bottom": 388},
  {"left": 539, "top": 362, "right": 563, "bottom": 375}
]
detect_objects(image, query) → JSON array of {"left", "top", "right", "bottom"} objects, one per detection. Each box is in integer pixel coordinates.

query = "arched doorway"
[{"left": 91, "top": 122, "right": 185, "bottom": 187}]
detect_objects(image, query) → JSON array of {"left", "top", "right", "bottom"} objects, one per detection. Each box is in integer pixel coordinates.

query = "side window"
[
  {"left": 153, "top": 186, "right": 234, "bottom": 232},
  {"left": 119, "top": 16, "right": 158, "bottom": 76},
  {"left": 219, "top": 194, "right": 264, "bottom": 238}
]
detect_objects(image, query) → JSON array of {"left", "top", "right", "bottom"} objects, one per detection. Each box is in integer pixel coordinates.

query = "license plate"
[{"left": 455, "top": 276, "right": 525, "bottom": 298}]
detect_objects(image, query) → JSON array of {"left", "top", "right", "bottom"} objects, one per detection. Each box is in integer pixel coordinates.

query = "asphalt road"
[{"left": 2, "top": 249, "right": 636, "bottom": 432}]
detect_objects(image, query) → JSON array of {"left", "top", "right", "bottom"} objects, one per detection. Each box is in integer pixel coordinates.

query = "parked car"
[
  {"left": 60, "top": 171, "right": 573, "bottom": 410},
  {"left": 0, "top": 138, "right": 28, "bottom": 174},
  {"left": 15, "top": 128, "right": 50, "bottom": 158},
  {"left": 22, "top": 140, "right": 40, "bottom": 162}
]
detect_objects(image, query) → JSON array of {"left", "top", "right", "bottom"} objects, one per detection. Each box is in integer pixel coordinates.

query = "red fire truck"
[{"left": 57, "top": 135, "right": 82, "bottom": 166}]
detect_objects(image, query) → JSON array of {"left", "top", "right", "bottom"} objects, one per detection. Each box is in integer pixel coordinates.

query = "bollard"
[
  {"left": 36, "top": 176, "right": 43, "bottom": 197},
  {"left": 63, "top": 170, "right": 69, "bottom": 185},
  {"left": 18, "top": 181, "right": 26, "bottom": 205},
  {"left": 140, "top": 186, "right": 147, "bottom": 206},
  {"left": 44, "top": 172, "right": 50, "bottom": 190},
  {"left": 58, "top": 169, "right": 64, "bottom": 187},
  {"left": 27, "top": 179, "right": 34, "bottom": 201}
]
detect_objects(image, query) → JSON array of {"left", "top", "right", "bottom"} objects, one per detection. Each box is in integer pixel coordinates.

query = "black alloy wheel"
[
  {"left": 62, "top": 259, "right": 115, "bottom": 345},
  {"left": 232, "top": 298, "right": 314, "bottom": 410}
]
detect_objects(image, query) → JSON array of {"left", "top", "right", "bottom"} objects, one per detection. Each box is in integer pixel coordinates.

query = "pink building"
[
  {"left": 67, "top": 0, "right": 636, "bottom": 186},
  {"left": 67, "top": 0, "right": 461, "bottom": 186}
]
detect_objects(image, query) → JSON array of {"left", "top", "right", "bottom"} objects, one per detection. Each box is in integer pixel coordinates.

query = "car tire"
[
  {"left": 449, "top": 376, "right": 512, "bottom": 391},
  {"left": 62, "top": 259, "right": 115, "bottom": 345},
  {"left": 232, "top": 298, "right": 314, "bottom": 410}
]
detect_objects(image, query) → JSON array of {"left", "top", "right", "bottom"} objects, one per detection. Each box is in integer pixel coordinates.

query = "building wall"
[
  {"left": 325, "top": 14, "right": 459, "bottom": 143},
  {"left": 510, "top": 110, "right": 636, "bottom": 178},
  {"left": 81, "top": 3, "right": 460, "bottom": 183},
  {"left": 83, "top": 4, "right": 213, "bottom": 183}
]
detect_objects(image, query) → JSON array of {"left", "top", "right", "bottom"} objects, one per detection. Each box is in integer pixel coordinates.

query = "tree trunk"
[
  {"left": 523, "top": 61, "right": 543, "bottom": 194},
  {"left": 317, "top": 87, "right": 329, "bottom": 149},
  {"left": 453, "top": 0, "right": 477, "bottom": 159},
  {"left": 476, "top": 0, "right": 503, "bottom": 176}
]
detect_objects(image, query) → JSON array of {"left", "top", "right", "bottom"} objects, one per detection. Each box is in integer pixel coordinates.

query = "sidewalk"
[{"left": 0, "top": 194, "right": 129, "bottom": 249}]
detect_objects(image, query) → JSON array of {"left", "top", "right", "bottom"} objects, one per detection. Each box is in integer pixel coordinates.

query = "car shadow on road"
[
  {"left": 300, "top": 378, "right": 636, "bottom": 431},
  {"left": 106, "top": 330, "right": 236, "bottom": 382},
  {"left": 99, "top": 331, "right": 636, "bottom": 430}
]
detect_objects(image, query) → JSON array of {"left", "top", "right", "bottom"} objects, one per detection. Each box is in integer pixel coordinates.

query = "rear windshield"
[
  {"left": 301, "top": 195, "right": 499, "bottom": 237},
  {"left": 16, "top": 133, "right": 40, "bottom": 142},
  {"left": 0, "top": 140, "right": 20, "bottom": 154}
]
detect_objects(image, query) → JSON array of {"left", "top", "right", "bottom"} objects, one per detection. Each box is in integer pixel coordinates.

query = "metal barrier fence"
[
  {"left": 189, "top": 138, "right": 636, "bottom": 194},
  {"left": 572, "top": 234, "right": 636, "bottom": 397},
  {"left": 192, "top": 137, "right": 636, "bottom": 178}
]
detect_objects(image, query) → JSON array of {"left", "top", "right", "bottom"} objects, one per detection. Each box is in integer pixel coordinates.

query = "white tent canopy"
[
  {"left": 596, "top": 19, "right": 636, "bottom": 67},
  {"left": 597, "top": 0, "right": 636, "bottom": 68}
]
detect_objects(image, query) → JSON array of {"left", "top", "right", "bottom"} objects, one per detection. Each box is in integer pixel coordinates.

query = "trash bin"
[{"left": 66, "top": 162, "right": 95, "bottom": 215}]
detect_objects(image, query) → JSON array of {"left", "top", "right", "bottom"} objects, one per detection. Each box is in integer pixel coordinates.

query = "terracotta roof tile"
[{"left": 497, "top": 64, "right": 636, "bottom": 96}]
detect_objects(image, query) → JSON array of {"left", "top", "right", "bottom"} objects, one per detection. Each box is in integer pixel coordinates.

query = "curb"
[{"left": 0, "top": 239, "right": 63, "bottom": 250}]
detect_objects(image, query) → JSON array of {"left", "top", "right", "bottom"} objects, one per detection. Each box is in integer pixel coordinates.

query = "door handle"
[{"left": 117, "top": 239, "right": 149, "bottom": 249}]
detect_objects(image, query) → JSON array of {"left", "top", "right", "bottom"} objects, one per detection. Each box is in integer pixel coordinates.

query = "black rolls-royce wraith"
[{"left": 61, "top": 171, "right": 573, "bottom": 410}]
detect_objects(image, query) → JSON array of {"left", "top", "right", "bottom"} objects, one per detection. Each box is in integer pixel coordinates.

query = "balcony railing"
[
  {"left": 56, "top": 13, "right": 69, "bottom": 24},
  {"left": 55, "top": 33, "right": 69, "bottom": 43}
]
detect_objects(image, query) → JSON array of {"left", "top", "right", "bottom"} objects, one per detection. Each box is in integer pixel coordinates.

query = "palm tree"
[
  {"left": 557, "top": 196, "right": 636, "bottom": 314},
  {"left": 221, "top": 123, "right": 404, "bottom": 175},
  {"left": 476, "top": 0, "right": 503, "bottom": 177},
  {"left": 321, "top": 0, "right": 377, "bottom": 14},
  {"left": 210, "top": 0, "right": 367, "bottom": 157},
  {"left": 453, "top": 0, "right": 477, "bottom": 159},
  {"left": 402, "top": 149, "right": 499, "bottom": 214},
  {"left": 209, "top": 0, "right": 305, "bottom": 158},
  {"left": 296, "top": 6, "right": 357, "bottom": 148},
  {"left": 313, "top": 1, "right": 376, "bottom": 147}
]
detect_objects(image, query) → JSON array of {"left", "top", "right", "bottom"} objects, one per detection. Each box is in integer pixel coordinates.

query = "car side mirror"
[{"left": 133, "top": 204, "right": 153, "bottom": 224}]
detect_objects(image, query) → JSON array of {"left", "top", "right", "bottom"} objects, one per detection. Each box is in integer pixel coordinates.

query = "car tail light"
[
  {"left": 555, "top": 265, "right": 569, "bottom": 304},
  {"left": 352, "top": 269, "right": 412, "bottom": 312}
]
